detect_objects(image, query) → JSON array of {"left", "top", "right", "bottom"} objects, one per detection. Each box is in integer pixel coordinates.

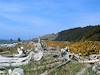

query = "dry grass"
[
  {"left": 69, "top": 41, "right": 100, "bottom": 56},
  {"left": 45, "top": 40, "right": 67, "bottom": 48},
  {"left": 44, "top": 41, "right": 100, "bottom": 56}
]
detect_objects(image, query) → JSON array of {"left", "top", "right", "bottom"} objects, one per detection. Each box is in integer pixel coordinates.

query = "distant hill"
[
  {"left": 55, "top": 25, "right": 100, "bottom": 41},
  {"left": 40, "top": 33, "right": 57, "bottom": 41}
]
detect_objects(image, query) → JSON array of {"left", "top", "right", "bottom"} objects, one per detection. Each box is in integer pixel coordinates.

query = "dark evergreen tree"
[{"left": 17, "top": 38, "right": 21, "bottom": 42}]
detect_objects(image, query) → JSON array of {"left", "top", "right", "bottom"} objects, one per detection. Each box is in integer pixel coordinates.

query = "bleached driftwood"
[
  {"left": 33, "top": 50, "right": 43, "bottom": 61},
  {"left": 0, "top": 51, "right": 34, "bottom": 67},
  {"left": 0, "top": 50, "right": 43, "bottom": 68},
  {"left": 0, "top": 50, "right": 34, "bottom": 63},
  {"left": 79, "top": 59, "right": 100, "bottom": 63},
  {"left": 9, "top": 68, "right": 24, "bottom": 75}
]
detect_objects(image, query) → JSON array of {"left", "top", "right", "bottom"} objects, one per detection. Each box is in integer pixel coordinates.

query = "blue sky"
[{"left": 0, "top": 0, "right": 100, "bottom": 40}]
